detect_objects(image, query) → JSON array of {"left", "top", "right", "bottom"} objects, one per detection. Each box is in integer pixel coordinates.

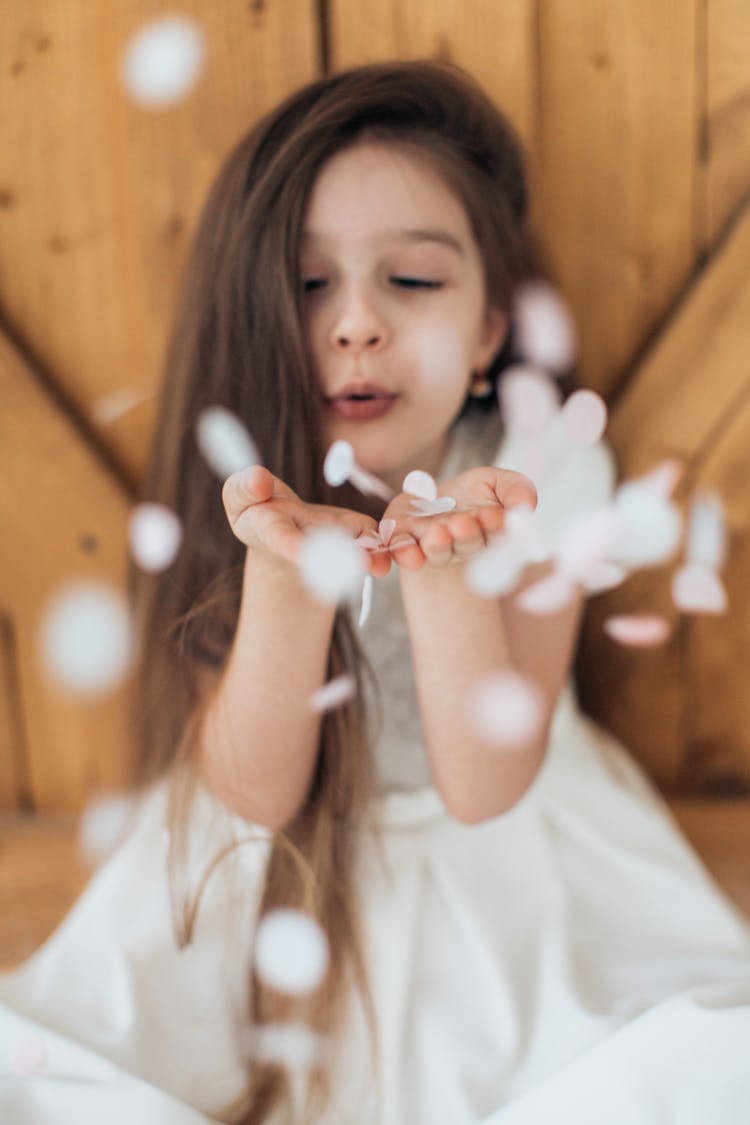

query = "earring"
[{"left": 469, "top": 369, "right": 494, "bottom": 398}]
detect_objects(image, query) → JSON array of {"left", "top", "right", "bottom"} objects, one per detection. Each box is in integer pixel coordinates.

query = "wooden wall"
[{"left": 1, "top": 1, "right": 749, "bottom": 811}]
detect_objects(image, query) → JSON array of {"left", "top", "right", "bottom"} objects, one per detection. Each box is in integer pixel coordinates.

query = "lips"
[{"left": 326, "top": 380, "right": 398, "bottom": 403}]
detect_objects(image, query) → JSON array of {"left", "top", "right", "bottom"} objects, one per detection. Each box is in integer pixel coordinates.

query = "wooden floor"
[{"left": 0, "top": 800, "right": 749, "bottom": 972}]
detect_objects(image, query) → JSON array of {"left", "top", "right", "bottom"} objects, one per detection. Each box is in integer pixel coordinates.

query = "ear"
[{"left": 475, "top": 305, "right": 509, "bottom": 370}]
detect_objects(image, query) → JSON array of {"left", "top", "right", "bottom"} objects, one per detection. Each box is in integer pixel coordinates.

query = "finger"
[
  {"left": 420, "top": 523, "right": 454, "bottom": 567},
  {"left": 446, "top": 512, "right": 486, "bottom": 558},
  {"left": 389, "top": 534, "right": 425, "bottom": 571},
  {"left": 222, "top": 464, "right": 274, "bottom": 523},
  {"left": 493, "top": 469, "right": 537, "bottom": 511}
]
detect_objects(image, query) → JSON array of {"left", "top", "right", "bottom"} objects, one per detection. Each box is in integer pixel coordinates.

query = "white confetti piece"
[
  {"left": 612, "top": 480, "right": 682, "bottom": 567},
  {"left": 195, "top": 406, "right": 260, "bottom": 480},
  {"left": 685, "top": 491, "right": 727, "bottom": 572},
  {"left": 561, "top": 389, "right": 608, "bottom": 446},
  {"left": 309, "top": 673, "right": 356, "bottom": 713},
  {"left": 11, "top": 1039, "right": 47, "bottom": 1075},
  {"left": 556, "top": 507, "right": 621, "bottom": 582},
  {"left": 671, "top": 564, "right": 728, "bottom": 615},
  {"left": 469, "top": 671, "right": 546, "bottom": 750},
  {"left": 603, "top": 614, "right": 671, "bottom": 647},
  {"left": 498, "top": 365, "right": 561, "bottom": 437},
  {"left": 121, "top": 17, "right": 205, "bottom": 107},
  {"left": 91, "top": 386, "right": 152, "bottom": 426},
  {"left": 298, "top": 527, "right": 365, "bottom": 603},
  {"left": 409, "top": 496, "right": 457, "bottom": 517},
  {"left": 513, "top": 280, "right": 577, "bottom": 374},
  {"left": 516, "top": 569, "right": 578, "bottom": 614},
  {"left": 358, "top": 574, "right": 373, "bottom": 626},
  {"left": 39, "top": 580, "right": 134, "bottom": 698},
  {"left": 403, "top": 469, "right": 437, "bottom": 500},
  {"left": 379, "top": 518, "right": 396, "bottom": 545},
  {"left": 465, "top": 539, "right": 524, "bottom": 597},
  {"left": 244, "top": 1022, "right": 331, "bottom": 1070},
  {"left": 323, "top": 440, "right": 394, "bottom": 501},
  {"left": 579, "top": 560, "right": 628, "bottom": 594},
  {"left": 128, "top": 503, "right": 182, "bottom": 572},
  {"left": 78, "top": 792, "right": 136, "bottom": 867},
  {"left": 504, "top": 505, "right": 550, "bottom": 564},
  {"left": 639, "top": 458, "right": 683, "bottom": 499},
  {"left": 254, "top": 909, "right": 330, "bottom": 996}
]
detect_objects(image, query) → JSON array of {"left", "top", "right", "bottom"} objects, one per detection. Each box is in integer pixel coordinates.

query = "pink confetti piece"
[
  {"left": 11, "top": 1038, "right": 47, "bottom": 1075},
  {"left": 639, "top": 458, "right": 684, "bottom": 500},
  {"left": 323, "top": 440, "right": 394, "bottom": 501},
  {"left": 513, "top": 280, "right": 578, "bottom": 374},
  {"left": 254, "top": 909, "right": 330, "bottom": 995},
  {"left": 355, "top": 534, "right": 384, "bottom": 550},
  {"left": 128, "top": 503, "right": 182, "bottom": 573},
  {"left": 469, "top": 671, "right": 547, "bottom": 750},
  {"left": 378, "top": 518, "right": 396, "bottom": 545},
  {"left": 516, "top": 570, "right": 578, "bottom": 614},
  {"left": 498, "top": 365, "right": 561, "bottom": 437},
  {"left": 409, "top": 496, "right": 457, "bottom": 517},
  {"left": 308, "top": 673, "right": 356, "bottom": 713},
  {"left": 603, "top": 614, "right": 671, "bottom": 647},
  {"left": 579, "top": 560, "right": 628, "bottom": 593},
  {"left": 671, "top": 564, "right": 728, "bottom": 615},
  {"left": 561, "top": 389, "right": 608, "bottom": 446},
  {"left": 403, "top": 470, "right": 437, "bottom": 500},
  {"left": 556, "top": 507, "right": 621, "bottom": 581},
  {"left": 685, "top": 491, "right": 727, "bottom": 571}
]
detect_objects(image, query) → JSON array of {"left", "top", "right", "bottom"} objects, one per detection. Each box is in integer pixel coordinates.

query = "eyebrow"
[{"left": 301, "top": 228, "right": 465, "bottom": 256}]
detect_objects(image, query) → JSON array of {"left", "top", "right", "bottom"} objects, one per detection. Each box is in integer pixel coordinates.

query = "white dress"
[{"left": 2, "top": 410, "right": 750, "bottom": 1125}]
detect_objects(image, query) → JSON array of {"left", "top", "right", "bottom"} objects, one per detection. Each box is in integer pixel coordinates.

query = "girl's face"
[{"left": 300, "top": 141, "right": 508, "bottom": 494}]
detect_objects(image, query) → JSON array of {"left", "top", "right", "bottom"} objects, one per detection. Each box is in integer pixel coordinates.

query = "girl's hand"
[
  {"left": 382, "top": 467, "right": 537, "bottom": 571},
  {"left": 222, "top": 464, "right": 392, "bottom": 578}
]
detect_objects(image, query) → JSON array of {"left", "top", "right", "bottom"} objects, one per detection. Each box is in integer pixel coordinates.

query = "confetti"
[
  {"left": 358, "top": 574, "right": 373, "bottom": 627},
  {"left": 409, "top": 496, "right": 457, "bottom": 517},
  {"left": 195, "top": 406, "right": 260, "bottom": 480},
  {"left": 516, "top": 569, "right": 578, "bottom": 614},
  {"left": 91, "top": 386, "right": 152, "bottom": 426},
  {"left": 685, "top": 491, "right": 727, "bottom": 572},
  {"left": 378, "top": 518, "right": 396, "bottom": 545},
  {"left": 639, "top": 458, "right": 684, "bottom": 499},
  {"left": 309, "top": 674, "right": 356, "bottom": 713},
  {"left": 323, "top": 440, "right": 394, "bottom": 501},
  {"left": 466, "top": 538, "right": 525, "bottom": 597},
  {"left": 244, "top": 1021, "right": 330, "bottom": 1070},
  {"left": 513, "top": 281, "right": 577, "bottom": 374},
  {"left": 498, "top": 365, "right": 561, "bottom": 437},
  {"left": 254, "top": 909, "right": 330, "bottom": 996},
  {"left": 671, "top": 564, "right": 728, "bottom": 615},
  {"left": 121, "top": 16, "right": 205, "bottom": 107},
  {"left": 402, "top": 469, "right": 437, "bottom": 500},
  {"left": 298, "top": 527, "right": 365, "bottom": 603},
  {"left": 611, "top": 480, "right": 682, "bottom": 567},
  {"left": 39, "top": 580, "right": 134, "bottom": 698},
  {"left": 579, "top": 560, "right": 628, "bottom": 594},
  {"left": 556, "top": 507, "right": 621, "bottom": 582},
  {"left": 78, "top": 792, "right": 136, "bottom": 867},
  {"left": 128, "top": 503, "right": 182, "bottom": 572},
  {"left": 561, "top": 389, "right": 608, "bottom": 446},
  {"left": 469, "top": 671, "right": 546, "bottom": 750},
  {"left": 603, "top": 614, "right": 671, "bottom": 647}
]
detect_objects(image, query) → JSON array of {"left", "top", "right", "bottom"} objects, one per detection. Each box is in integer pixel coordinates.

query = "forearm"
[
  {"left": 198, "top": 549, "right": 337, "bottom": 830},
  {"left": 399, "top": 562, "right": 548, "bottom": 823}
]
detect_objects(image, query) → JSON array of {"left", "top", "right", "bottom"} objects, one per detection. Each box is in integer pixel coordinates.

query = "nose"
[{"left": 329, "top": 288, "right": 388, "bottom": 354}]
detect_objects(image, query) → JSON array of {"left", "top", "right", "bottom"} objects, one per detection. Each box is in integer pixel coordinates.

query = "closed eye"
[{"left": 301, "top": 278, "right": 443, "bottom": 293}]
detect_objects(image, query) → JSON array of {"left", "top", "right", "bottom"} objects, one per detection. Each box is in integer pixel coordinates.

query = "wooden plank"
[
  {"left": 0, "top": 1, "right": 320, "bottom": 490},
  {"left": 577, "top": 200, "right": 750, "bottom": 790},
  {"left": 328, "top": 0, "right": 537, "bottom": 150},
  {"left": 703, "top": 0, "right": 750, "bottom": 247},
  {"left": 535, "top": 0, "right": 699, "bottom": 398},
  {"left": 0, "top": 328, "right": 133, "bottom": 811}
]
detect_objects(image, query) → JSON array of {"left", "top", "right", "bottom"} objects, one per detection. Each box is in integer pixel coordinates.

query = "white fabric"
[{"left": 2, "top": 408, "right": 750, "bottom": 1124}]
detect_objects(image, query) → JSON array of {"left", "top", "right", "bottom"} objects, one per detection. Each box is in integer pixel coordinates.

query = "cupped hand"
[
  {"left": 222, "top": 464, "right": 392, "bottom": 578},
  {"left": 381, "top": 466, "right": 538, "bottom": 570}
]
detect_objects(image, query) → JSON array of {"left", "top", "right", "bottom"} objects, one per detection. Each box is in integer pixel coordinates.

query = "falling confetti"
[
  {"left": 516, "top": 569, "right": 578, "bottom": 614},
  {"left": 379, "top": 518, "right": 396, "bottom": 545},
  {"left": 498, "top": 365, "right": 561, "bottom": 437},
  {"left": 195, "top": 406, "right": 260, "bottom": 480},
  {"left": 244, "top": 1021, "right": 331, "bottom": 1070},
  {"left": 671, "top": 564, "right": 728, "bottom": 615},
  {"left": 323, "top": 440, "right": 394, "bottom": 501},
  {"left": 309, "top": 673, "right": 357, "bottom": 713},
  {"left": 358, "top": 574, "right": 374, "bottom": 626},
  {"left": 465, "top": 538, "right": 525, "bottom": 597},
  {"left": 556, "top": 507, "right": 621, "bottom": 583},
  {"left": 611, "top": 480, "right": 682, "bottom": 568},
  {"left": 91, "top": 386, "right": 152, "bottom": 426},
  {"left": 254, "top": 909, "right": 330, "bottom": 996},
  {"left": 128, "top": 503, "right": 182, "bottom": 572},
  {"left": 298, "top": 527, "right": 365, "bottom": 603},
  {"left": 78, "top": 792, "right": 137, "bottom": 867},
  {"left": 403, "top": 470, "right": 437, "bottom": 500},
  {"left": 121, "top": 16, "right": 205, "bottom": 107},
  {"left": 39, "top": 580, "right": 134, "bottom": 698},
  {"left": 603, "top": 614, "right": 672, "bottom": 647},
  {"left": 513, "top": 281, "right": 577, "bottom": 374},
  {"left": 685, "top": 491, "right": 727, "bottom": 572},
  {"left": 560, "top": 389, "right": 608, "bottom": 446},
  {"left": 409, "top": 496, "right": 458, "bottom": 517},
  {"left": 469, "top": 670, "right": 547, "bottom": 749}
]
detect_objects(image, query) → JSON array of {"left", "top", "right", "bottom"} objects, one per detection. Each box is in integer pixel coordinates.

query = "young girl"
[{"left": 2, "top": 59, "right": 750, "bottom": 1125}]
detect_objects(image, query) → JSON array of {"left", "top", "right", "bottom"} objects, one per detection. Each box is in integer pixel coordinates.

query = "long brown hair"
[{"left": 128, "top": 58, "right": 542, "bottom": 1124}]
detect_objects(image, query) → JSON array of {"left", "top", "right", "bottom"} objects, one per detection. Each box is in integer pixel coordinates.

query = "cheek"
[{"left": 409, "top": 325, "right": 471, "bottom": 391}]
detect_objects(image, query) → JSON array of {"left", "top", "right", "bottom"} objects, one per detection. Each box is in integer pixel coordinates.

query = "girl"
[{"left": 2, "top": 59, "right": 750, "bottom": 1125}]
